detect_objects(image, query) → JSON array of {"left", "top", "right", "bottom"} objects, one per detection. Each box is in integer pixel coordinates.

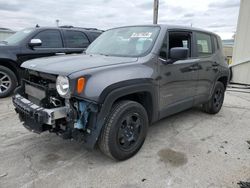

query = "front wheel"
[
  {"left": 203, "top": 81, "right": 225, "bottom": 114},
  {"left": 98, "top": 100, "right": 148, "bottom": 161},
  {"left": 0, "top": 66, "right": 17, "bottom": 98}
]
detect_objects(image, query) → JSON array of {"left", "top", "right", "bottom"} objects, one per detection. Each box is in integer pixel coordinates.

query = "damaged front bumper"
[
  {"left": 13, "top": 92, "right": 103, "bottom": 149},
  {"left": 13, "top": 94, "right": 68, "bottom": 133}
]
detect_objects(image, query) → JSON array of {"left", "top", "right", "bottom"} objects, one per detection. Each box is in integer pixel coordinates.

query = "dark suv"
[
  {"left": 13, "top": 25, "right": 229, "bottom": 160},
  {"left": 0, "top": 26, "right": 102, "bottom": 97}
]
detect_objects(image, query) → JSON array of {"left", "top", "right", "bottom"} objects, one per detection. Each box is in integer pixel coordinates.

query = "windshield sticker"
[{"left": 131, "top": 32, "right": 152, "bottom": 38}]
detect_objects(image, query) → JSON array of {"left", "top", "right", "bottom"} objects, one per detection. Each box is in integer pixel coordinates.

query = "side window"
[
  {"left": 64, "top": 31, "right": 90, "bottom": 48},
  {"left": 33, "top": 30, "right": 63, "bottom": 48},
  {"left": 195, "top": 33, "right": 213, "bottom": 57},
  {"left": 159, "top": 32, "right": 192, "bottom": 59},
  {"left": 90, "top": 32, "right": 101, "bottom": 41}
]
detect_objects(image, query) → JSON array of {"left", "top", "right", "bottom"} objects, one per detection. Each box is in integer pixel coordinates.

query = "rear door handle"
[
  {"left": 212, "top": 62, "right": 218, "bottom": 70},
  {"left": 189, "top": 66, "right": 194, "bottom": 71},
  {"left": 189, "top": 65, "right": 199, "bottom": 71}
]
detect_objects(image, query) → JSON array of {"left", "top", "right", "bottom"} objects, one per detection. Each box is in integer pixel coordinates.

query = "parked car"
[
  {"left": 0, "top": 26, "right": 102, "bottom": 97},
  {"left": 13, "top": 25, "right": 229, "bottom": 160}
]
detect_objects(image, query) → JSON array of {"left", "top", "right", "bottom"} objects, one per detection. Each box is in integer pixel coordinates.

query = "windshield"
[
  {"left": 3, "top": 28, "right": 34, "bottom": 45},
  {"left": 86, "top": 26, "right": 160, "bottom": 57}
]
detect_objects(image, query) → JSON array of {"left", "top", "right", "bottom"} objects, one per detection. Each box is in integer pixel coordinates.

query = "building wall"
[
  {"left": 222, "top": 40, "right": 234, "bottom": 65},
  {"left": 231, "top": 0, "right": 250, "bottom": 84},
  {"left": 223, "top": 46, "right": 233, "bottom": 64}
]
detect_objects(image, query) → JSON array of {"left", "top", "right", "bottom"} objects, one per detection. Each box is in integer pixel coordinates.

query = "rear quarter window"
[
  {"left": 64, "top": 30, "right": 90, "bottom": 48},
  {"left": 90, "top": 32, "right": 102, "bottom": 41},
  {"left": 195, "top": 32, "right": 213, "bottom": 57}
]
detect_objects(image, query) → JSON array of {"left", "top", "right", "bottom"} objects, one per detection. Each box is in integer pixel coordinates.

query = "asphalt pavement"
[{"left": 0, "top": 91, "right": 250, "bottom": 188}]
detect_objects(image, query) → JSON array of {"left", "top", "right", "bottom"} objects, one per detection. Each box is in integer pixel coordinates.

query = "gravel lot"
[{"left": 0, "top": 91, "right": 250, "bottom": 188}]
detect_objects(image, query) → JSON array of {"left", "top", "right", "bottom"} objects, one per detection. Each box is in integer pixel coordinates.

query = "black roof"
[
  {"left": 29, "top": 26, "right": 103, "bottom": 33},
  {"left": 59, "top": 25, "right": 104, "bottom": 32},
  {"left": 161, "top": 24, "right": 217, "bottom": 35}
]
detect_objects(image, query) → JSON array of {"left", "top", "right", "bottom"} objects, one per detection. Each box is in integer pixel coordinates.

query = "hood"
[{"left": 21, "top": 54, "right": 138, "bottom": 76}]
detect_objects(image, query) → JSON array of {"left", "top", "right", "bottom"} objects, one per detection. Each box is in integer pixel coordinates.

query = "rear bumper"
[{"left": 13, "top": 94, "right": 68, "bottom": 132}]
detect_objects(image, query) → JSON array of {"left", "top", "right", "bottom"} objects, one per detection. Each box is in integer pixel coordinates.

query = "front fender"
[
  {"left": 0, "top": 46, "right": 20, "bottom": 63},
  {"left": 70, "top": 62, "right": 158, "bottom": 102},
  {"left": 83, "top": 79, "right": 159, "bottom": 149}
]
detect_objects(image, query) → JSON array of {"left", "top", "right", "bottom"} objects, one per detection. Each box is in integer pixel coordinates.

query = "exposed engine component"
[
  {"left": 74, "top": 101, "right": 90, "bottom": 130},
  {"left": 23, "top": 71, "right": 65, "bottom": 109},
  {"left": 50, "top": 96, "right": 62, "bottom": 107}
]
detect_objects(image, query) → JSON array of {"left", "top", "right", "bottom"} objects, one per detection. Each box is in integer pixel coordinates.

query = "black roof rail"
[
  {"left": 59, "top": 25, "right": 74, "bottom": 28},
  {"left": 0, "top": 27, "right": 12, "bottom": 31},
  {"left": 59, "top": 25, "right": 103, "bottom": 31}
]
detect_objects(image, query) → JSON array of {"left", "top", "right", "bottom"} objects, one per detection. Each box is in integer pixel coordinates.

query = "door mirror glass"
[
  {"left": 29, "top": 39, "right": 42, "bottom": 48},
  {"left": 169, "top": 47, "right": 189, "bottom": 60}
]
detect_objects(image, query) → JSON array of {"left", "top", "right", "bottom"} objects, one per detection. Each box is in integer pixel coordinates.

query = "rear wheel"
[
  {"left": 0, "top": 66, "right": 17, "bottom": 98},
  {"left": 203, "top": 81, "right": 225, "bottom": 114},
  {"left": 98, "top": 100, "right": 148, "bottom": 161}
]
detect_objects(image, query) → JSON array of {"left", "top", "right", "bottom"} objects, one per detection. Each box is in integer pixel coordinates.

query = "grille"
[{"left": 22, "top": 70, "right": 64, "bottom": 108}]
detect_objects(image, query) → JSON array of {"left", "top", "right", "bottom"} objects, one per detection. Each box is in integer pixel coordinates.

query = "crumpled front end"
[
  {"left": 13, "top": 70, "right": 99, "bottom": 146},
  {"left": 13, "top": 94, "right": 68, "bottom": 133}
]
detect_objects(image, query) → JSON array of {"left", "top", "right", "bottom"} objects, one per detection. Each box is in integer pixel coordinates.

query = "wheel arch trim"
[
  {"left": 0, "top": 59, "right": 19, "bottom": 82},
  {"left": 83, "top": 79, "right": 159, "bottom": 149},
  {"left": 209, "top": 74, "right": 229, "bottom": 99}
]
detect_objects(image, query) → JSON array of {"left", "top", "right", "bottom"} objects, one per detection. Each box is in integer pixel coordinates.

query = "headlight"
[{"left": 56, "top": 75, "right": 70, "bottom": 97}]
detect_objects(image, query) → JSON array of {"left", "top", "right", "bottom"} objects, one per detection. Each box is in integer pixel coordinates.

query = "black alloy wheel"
[
  {"left": 98, "top": 100, "right": 148, "bottom": 161},
  {"left": 203, "top": 81, "right": 225, "bottom": 114}
]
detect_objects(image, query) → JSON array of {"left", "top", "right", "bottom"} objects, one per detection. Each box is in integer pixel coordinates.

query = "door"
[
  {"left": 158, "top": 31, "right": 199, "bottom": 118},
  {"left": 18, "top": 29, "right": 65, "bottom": 62},
  {"left": 193, "top": 32, "right": 219, "bottom": 104}
]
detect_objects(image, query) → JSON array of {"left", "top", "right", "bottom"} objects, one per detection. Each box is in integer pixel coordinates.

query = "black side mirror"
[
  {"left": 169, "top": 47, "right": 189, "bottom": 60},
  {"left": 29, "top": 39, "right": 42, "bottom": 48}
]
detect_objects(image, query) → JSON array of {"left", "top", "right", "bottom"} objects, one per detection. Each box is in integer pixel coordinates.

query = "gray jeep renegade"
[{"left": 13, "top": 25, "right": 229, "bottom": 160}]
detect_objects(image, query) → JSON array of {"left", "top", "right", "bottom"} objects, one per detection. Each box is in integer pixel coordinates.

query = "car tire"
[
  {"left": 203, "top": 81, "right": 225, "bottom": 114},
  {"left": 98, "top": 100, "right": 148, "bottom": 161},
  {"left": 0, "top": 66, "right": 17, "bottom": 98}
]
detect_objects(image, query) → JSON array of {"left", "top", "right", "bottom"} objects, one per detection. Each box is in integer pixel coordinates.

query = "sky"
[{"left": 0, "top": 0, "right": 240, "bottom": 39}]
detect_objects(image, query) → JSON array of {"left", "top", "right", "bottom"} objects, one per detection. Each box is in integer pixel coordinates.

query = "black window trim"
[{"left": 212, "top": 35, "right": 220, "bottom": 52}]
